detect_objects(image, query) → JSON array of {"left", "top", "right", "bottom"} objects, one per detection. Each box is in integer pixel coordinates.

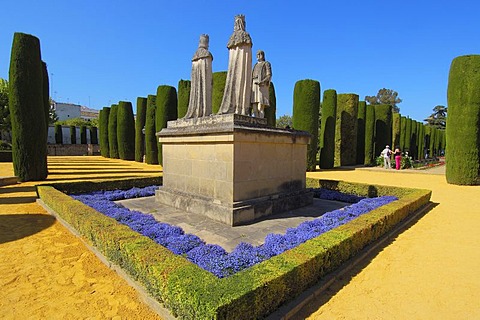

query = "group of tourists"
[{"left": 380, "top": 145, "right": 403, "bottom": 170}]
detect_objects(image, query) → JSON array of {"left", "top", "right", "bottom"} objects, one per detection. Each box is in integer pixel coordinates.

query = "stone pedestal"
[{"left": 156, "top": 114, "right": 312, "bottom": 226}]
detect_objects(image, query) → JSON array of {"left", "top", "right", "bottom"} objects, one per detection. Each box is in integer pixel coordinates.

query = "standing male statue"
[
  {"left": 251, "top": 50, "right": 272, "bottom": 118},
  {"left": 184, "top": 34, "right": 213, "bottom": 119},
  {"left": 217, "top": 15, "right": 253, "bottom": 116}
]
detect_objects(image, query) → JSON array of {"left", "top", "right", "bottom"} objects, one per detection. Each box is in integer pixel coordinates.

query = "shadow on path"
[
  {"left": 268, "top": 202, "right": 439, "bottom": 320},
  {"left": 0, "top": 214, "right": 56, "bottom": 244}
]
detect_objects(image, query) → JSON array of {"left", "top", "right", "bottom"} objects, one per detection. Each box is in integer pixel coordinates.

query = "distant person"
[
  {"left": 381, "top": 145, "right": 392, "bottom": 169},
  {"left": 394, "top": 146, "right": 402, "bottom": 170}
]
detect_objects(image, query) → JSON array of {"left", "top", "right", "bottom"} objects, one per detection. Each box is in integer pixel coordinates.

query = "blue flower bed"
[{"left": 72, "top": 186, "right": 397, "bottom": 278}]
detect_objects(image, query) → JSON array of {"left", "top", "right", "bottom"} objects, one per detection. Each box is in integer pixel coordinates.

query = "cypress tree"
[
  {"left": 80, "top": 125, "right": 87, "bottom": 144},
  {"left": 156, "top": 85, "right": 178, "bottom": 165},
  {"left": 108, "top": 104, "right": 119, "bottom": 158},
  {"left": 99, "top": 107, "right": 110, "bottom": 157},
  {"left": 264, "top": 82, "right": 276, "bottom": 127},
  {"left": 424, "top": 125, "right": 431, "bottom": 158},
  {"left": 392, "top": 112, "right": 401, "bottom": 149},
  {"left": 70, "top": 125, "right": 76, "bottom": 144},
  {"left": 55, "top": 124, "right": 63, "bottom": 144},
  {"left": 41, "top": 61, "right": 50, "bottom": 137},
  {"left": 335, "top": 93, "right": 359, "bottom": 167},
  {"left": 292, "top": 79, "right": 320, "bottom": 171},
  {"left": 400, "top": 116, "right": 407, "bottom": 151},
  {"left": 443, "top": 58, "right": 480, "bottom": 185},
  {"left": 405, "top": 117, "right": 412, "bottom": 154},
  {"left": 9, "top": 32, "right": 48, "bottom": 181},
  {"left": 319, "top": 89, "right": 337, "bottom": 169},
  {"left": 212, "top": 71, "right": 227, "bottom": 114},
  {"left": 145, "top": 94, "right": 158, "bottom": 164},
  {"left": 418, "top": 123, "right": 425, "bottom": 160},
  {"left": 90, "top": 126, "right": 98, "bottom": 144},
  {"left": 356, "top": 100, "right": 366, "bottom": 164},
  {"left": 364, "top": 104, "right": 375, "bottom": 165},
  {"left": 410, "top": 120, "right": 417, "bottom": 159},
  {"left": 429, "top": 127, "right": 436, "bottom": 157},
  {"left": 374, "top": 104, "right": 392, "bottom": 159},
  {"left": 177, "top": 79, "right": 191, "bottom": 119},
  {"left": 117, "top": 101, "right": 135, "bottom": 160},
  {"left": 135, "top": 97, "right": 147, "bottom": 162}
]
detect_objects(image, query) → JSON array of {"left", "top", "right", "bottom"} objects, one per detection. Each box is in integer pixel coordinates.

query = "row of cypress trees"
[
  {"left": 53, "top": 124, "right": 98, "bottom": 144},
  {"left": 291, "top": 79, "right": 448, "bottom": 171}
]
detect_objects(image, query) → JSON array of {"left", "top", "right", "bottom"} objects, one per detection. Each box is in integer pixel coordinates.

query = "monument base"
[
  {"left": 156, "top": 187, "right": 313, "bottom": 226},
  {"left": 156, "top": 114, "right": 312, "bottom": 226}
]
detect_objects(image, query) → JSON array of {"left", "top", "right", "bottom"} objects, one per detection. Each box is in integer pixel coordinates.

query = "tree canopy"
[
  {"left": 276, "top": 114, "right": 292, "bottom": 128},
  {"left": 365, "top": 88, "right": 402, "bottom": 113},
  {"left": 0, "top": 78, "right": 10, "bottom": 132},
  {"left": 424, "top": 105, "right": 447, "bottom": 130}
]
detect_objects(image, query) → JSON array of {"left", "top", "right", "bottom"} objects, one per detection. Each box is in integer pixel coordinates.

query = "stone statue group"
[{"left": 184, "top": 15, "right": 272, "bottom": 119}]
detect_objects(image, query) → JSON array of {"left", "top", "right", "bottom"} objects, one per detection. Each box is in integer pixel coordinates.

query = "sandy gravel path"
[
  {"left": 0, "top": 157, "right": 163, "bottom": 319},
  {"left": 296, "top": 167, "right": 480, "bottom": 320}
]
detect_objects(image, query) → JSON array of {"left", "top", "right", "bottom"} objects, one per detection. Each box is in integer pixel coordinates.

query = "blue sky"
[{"left": 1, "top": 1, "right": 479, "bottom": 122}]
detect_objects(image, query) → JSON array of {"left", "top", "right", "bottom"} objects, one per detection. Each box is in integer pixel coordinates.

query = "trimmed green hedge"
[
  {"left": 41, "top": 61, "right": 50, "bottom": 138},
  {"left": 80, "top": 125, "right": 87, "bottom": 144},
  {"left": 70, "top": 125, "right": 76, "bottom": 144},
  {"left": 108, "top": 104, "right": 119, "bottom": 159},
  {"left": 37, "top": 177, "right": 430, "bottom": 319},
  {"left": 356, "top": 101, "right": 366, "bottom": 164},
  {"left": 145, "top": 95, "right": 158, "bottom": 165},
  {"left": 177, "top": 79, "right": 191, "bottom": 119},
  {"left": 156, "top": 85, "right": 178, "bottom": 166},
  {"left": 9, "top": 32, "right": 48, "bottom": 181},
  {"left": 404, "top": 117, "right": 412, "bottom": 153},
  {"left": 364, "top": 104, "right": 375, "bottom": 165},
  {"left": 446, "top": 55, "right": 480, "bottom": 185},
  {"left": 212, "top": 71, "right": 227, "bottom": 114},
  {"left": 90, "top": 127, "right": 98, "bottom": 145},
  {"left": 400, "top": 115, "right": 407, "bottom": 151},
  {"left": 135, "top": 97, "right": 147, "bottom": 162},
  {"left": 265, "top": 82, "right": 276, "bottom": 127},
  {"left": 335, "top": 93, "right": 359, "bottom": 167},
  {"left": 319, "top": 89, "right": 336, "bottom": 169},
  {"left": 99, "top": 107, "right": 110, "bottom": 157},
  {"left": 117, "top": 101, "right": 136, "bottom": 161},
  {"left": 374, "top": 104, "right": 392, "bottom": 158},
  {"left": 292, "top": 79, "right": 320, "bottom": 171},
  {"left": 55, "top": 124, "right": 63, "bottom": 144},
  {"left": 392, "top": 112, "right": 401, "bottom": 149}
]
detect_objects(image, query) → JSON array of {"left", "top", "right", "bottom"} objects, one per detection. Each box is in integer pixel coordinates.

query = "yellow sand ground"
[{"left": 1, "top": 157, "right": 478, "bottom": 319}]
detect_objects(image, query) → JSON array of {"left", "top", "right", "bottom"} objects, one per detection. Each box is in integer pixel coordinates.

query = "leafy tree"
[
  {"left": 0, "top": 78, "right": 10, "bottom": 132},
  {"left": 276, "top": 114, "right": 292, "bottom": 128},
  {"left": 424, "top": 105, "right": 447, "bottom": 130},
  {"left": 365, "top": 88, "right": 402, "bottom": 113},
  {"left": 55, "top": 117, "right": 98, "bottom": 127},
  {"left": 48, "top": 104, "right": 58, "bottom": 124}
]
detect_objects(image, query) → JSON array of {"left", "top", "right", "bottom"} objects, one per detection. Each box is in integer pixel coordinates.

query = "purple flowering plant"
[{"left": 72, "top": 186, "right": 397, "bottom": 278}]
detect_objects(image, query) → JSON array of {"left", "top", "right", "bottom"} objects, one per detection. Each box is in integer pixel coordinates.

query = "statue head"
[
  {"left": 199, "top": 34, "right": 209, "bottom": 49},
  {"left": 256, "top": 50, "right": 265, "bottom": 61},
  {"left": 234, "top": 14, "right": 246, "bottom": 31}
]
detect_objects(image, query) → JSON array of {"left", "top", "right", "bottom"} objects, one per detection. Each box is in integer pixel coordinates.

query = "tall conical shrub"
[
  {"left": 41, "top": 61, "right": 50, "bottom": 137},
  {"left": 145, "top": 95, "right": 158, "bottom": 164},
  {"left": 135, "top": 97, "right": 147, "bottom": 162},
  {"left": 392, "top": 112, "right": 401, "bottom": 149},
  {"left": 364, "top": 104, "right": 375, "bottom": 165},
  {"left": 356, "top": 100, "right": 366, "bottom": 164},
  {"left": 212, "top": 71, "right": 227, "bottom": 114},
  {"left": 117, "top": 101, "right": 135, "bottom": 160},
  {"left": 80, "top": 125, "right": 87, "bottom": 144},
  {"left": 335, "top": 93, "right": 358, "bottom": 166},
  {"left": 90, "top": 126, "right": 98, "bottom": 145},
  {"left": 70, "top": 125, "right": 76, "bottom": 144},
  {"left": 108, "top": 104, "right": 119, "bottom": 158},
  {"left": 292, "top": 79, "right": 320, "bottom": 171},
  {"left": 156, "top": 85, "right": 178, "bottom": 165},
  {"left": 410, "top": 120, "right": 418, "bottom": 159},
  {"left": 400, "top": 115, "right": 407, "bottom": 151},
  {"left": 54, "top": 124, "right": 63, "bottom": 144},
  {"left": 265, "top": 82, "right": 276, "bottom": 127},
  {"left": 405, "top": 117, "right": 412, "bottom": 154},
  {"left": 418, "top": 123, "right": 425, "bottom": 160},
  {"left": 319, "top": 89, "right": 336, "bottom": 169},
  {"left": 177, "top": 80, "right": 191, "bottom": 119},
  {"left": 446, "top": 55, "right": 480, "bottom": 185},
  {"left": 9, "top": 32, "right": 48, "bottom": 181},
  {"left": 99, "top": 107, "right": 110, "bottom": 157},
  {"left": 374, "top": 104, "right": 392, "bottom": 158}
]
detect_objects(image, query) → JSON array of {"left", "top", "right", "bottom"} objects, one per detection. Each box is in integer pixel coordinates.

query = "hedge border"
[{"left": 37, "top": 177, "right": 431, "bottom": 319}]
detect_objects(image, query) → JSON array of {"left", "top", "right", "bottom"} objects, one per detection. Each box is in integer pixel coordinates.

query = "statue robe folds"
[
  {"left": 217, "top": 18, "right": 253, "bottom": 115},
  {"left": 184, "top": 47, "right": 213, "bottom": 118}
]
